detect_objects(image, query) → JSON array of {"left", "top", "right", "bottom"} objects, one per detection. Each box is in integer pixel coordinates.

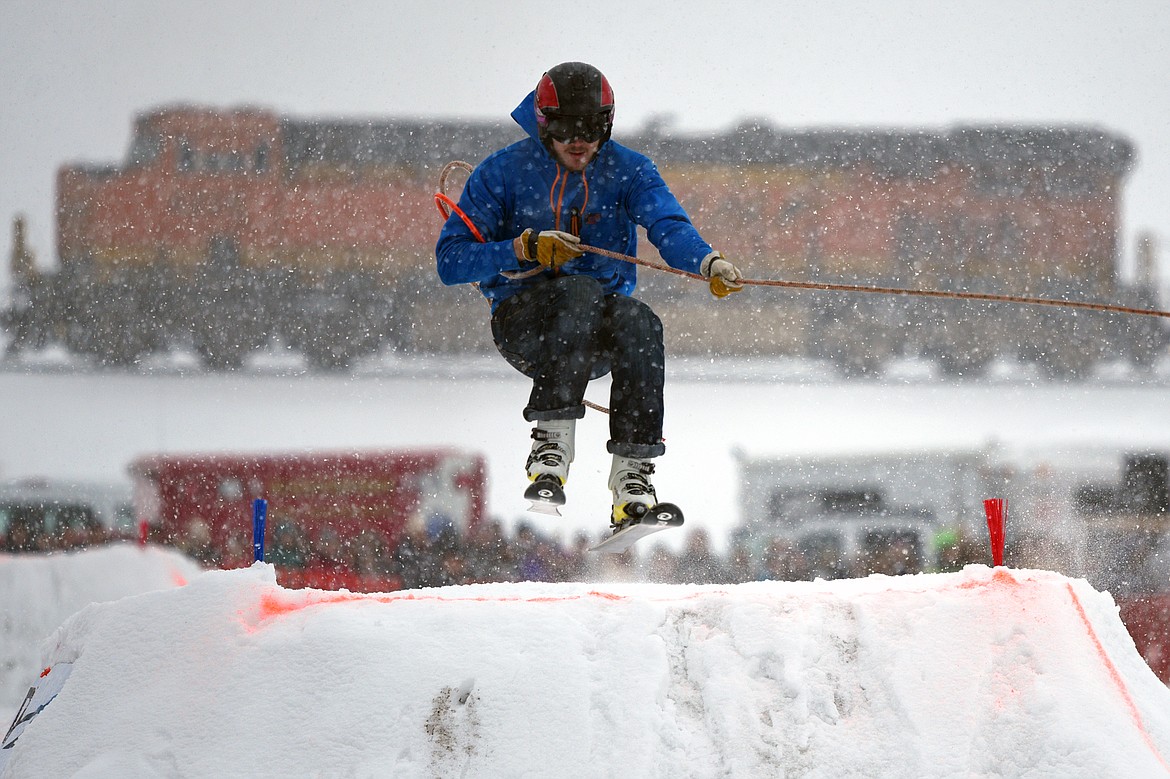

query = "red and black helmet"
[{"left": 534, "top": 62, "right": 615, "bottom": 147}]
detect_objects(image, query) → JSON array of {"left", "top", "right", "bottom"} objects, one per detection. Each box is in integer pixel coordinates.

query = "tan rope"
[
  {"left": 579, "top": 243, "right": 1170, "bottom": 320},
  {"left": 437, "top": 159, "right": 1170, "bottom": 416},
  {"left": 437, "top": 160, "right": 474, "bottom": 210},
  {"left": 440, "top": 160, "right": 1169, "bottom": 320}
]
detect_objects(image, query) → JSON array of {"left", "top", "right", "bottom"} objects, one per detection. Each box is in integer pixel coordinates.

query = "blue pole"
[{"left": 252, "top": 499, "right": 268, "bottom": 563}]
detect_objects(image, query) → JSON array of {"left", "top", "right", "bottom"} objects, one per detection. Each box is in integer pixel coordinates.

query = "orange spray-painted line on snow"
[
  {"left": 255, "top": 588, "right": 623, "bottom": 621},
  {"left": 950, "top": 568, "right": 1170, "bottom": 770},
  {"left": 252, "top": 586, "right": 701, "bottom": 627},
  {"left": 251, "top": 570, "right": 1170, "bottom": 774},
  {"left": 1065, "top": 581, "right": 1170, "bottom": 773}
]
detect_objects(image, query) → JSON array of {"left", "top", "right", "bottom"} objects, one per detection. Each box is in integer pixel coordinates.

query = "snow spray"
[
  {"left": 253, "top": 499, "right": 268, "bottom": 563},
  {"left": 983, "top": 498, "right": 1006, "bottom": 567}
]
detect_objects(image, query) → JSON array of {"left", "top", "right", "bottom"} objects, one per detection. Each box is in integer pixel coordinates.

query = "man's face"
[{"left": 551, "top": 137, "right": 601, "bottom": 172}]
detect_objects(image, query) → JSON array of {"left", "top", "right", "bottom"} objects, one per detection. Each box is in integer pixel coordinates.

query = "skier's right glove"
[
  {"left": 701, "top": 251, "right": 744, "bottom": 298},
  {"left": 516, "top": 228, "right": 584, "bottom": 270}
]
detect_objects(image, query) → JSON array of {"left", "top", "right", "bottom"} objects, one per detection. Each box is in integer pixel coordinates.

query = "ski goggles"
[{"left": 542, "top": 113, "right": 610, "bottom": 144}]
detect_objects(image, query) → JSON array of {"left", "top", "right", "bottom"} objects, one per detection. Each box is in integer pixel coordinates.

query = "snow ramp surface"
[
  {"left": 0, "top": 544, "right": 202, "bottom": 720},
  {"left": 4, "top": 565, "right": 1170, "bottom": 778}
]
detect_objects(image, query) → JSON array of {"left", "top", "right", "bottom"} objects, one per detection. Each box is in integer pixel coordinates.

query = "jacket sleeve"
[
  {"left": 626, "top": 157, "right": 712, "bottom": 275},
  {"left": 435, "top": 158, "right": 527, "bottom": 286}
]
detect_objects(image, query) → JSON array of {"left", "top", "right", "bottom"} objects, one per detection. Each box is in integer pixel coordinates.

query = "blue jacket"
[{"left": 435, "top": 90, "right": 712, "bottom": 311}]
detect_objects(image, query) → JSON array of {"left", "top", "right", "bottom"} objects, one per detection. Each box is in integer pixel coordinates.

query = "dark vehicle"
[{"left": 0, "top": 479, "right": 133, "bottom": 552}]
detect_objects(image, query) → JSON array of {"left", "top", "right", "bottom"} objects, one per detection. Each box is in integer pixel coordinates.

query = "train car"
[
  {"left": 35, "top": 107, "right": 515, "bottom": 368},
  {"left": 4, "top": 106, "right": 1161, "bottom": 376},
  {"left": 638, "top": 124, "right": 1153, "bottom": 376}
]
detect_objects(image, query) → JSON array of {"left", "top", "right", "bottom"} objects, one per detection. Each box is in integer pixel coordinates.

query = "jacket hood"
[{"left": 511, "top": 91, "right": 542, "bottom": 145}]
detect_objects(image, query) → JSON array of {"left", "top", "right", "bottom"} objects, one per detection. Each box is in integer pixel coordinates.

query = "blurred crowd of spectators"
[
  {"left": 170, "top": 516, "right": 981, "bottom": 590},
  {"left": 12, "top": 510, "right": 1165, "bottom": 599},
  {"left": 4, "top": 508, "right": 984, "bottom": 589}
]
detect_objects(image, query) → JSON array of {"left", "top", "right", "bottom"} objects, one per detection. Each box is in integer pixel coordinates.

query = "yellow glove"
[
  {"left": 517, "top": 228, "right": 584, "bottom": 269},
  {"left": 700, "top": 251, "right": 744, "bottom": 298}
]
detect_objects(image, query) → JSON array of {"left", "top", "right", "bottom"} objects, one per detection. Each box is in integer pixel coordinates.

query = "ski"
[
  {"left": 589, "top": 502, "right": 684, "bottom": 554},
  {"left": 524, "top": 476, "right": 566, "bottom": 516}
]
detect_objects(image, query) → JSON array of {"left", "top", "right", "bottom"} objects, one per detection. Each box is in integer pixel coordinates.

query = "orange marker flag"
[{"left": 983, "top": 498, "right": 1006, "bottom": 567}]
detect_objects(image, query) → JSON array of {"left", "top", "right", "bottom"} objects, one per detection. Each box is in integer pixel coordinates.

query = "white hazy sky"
[{"left": 2, "top": 0, "right": 1168, "bottom": 286}]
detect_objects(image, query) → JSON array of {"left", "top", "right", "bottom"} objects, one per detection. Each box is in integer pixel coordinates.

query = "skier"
[{"left": 435, "top": 61, "right": 744, "bottom": 535}]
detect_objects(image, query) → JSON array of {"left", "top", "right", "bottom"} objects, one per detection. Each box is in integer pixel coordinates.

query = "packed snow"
[
  {"left": 3, "top": 364, "right": 1169, "bottom": 775},
  {"left": 3, "top": 549, "right": 1170, "bottom": 777},
  {"left": 0, "top": 546, "right": 203, "bottom": 720}
]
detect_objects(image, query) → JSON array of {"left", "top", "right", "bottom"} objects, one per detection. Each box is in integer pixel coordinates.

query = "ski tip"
[
  {"left": 526, "top": 501, "right": 563, "bottom": 517},
  {"left": 588, "top": 503, "right": 684, "bottom": 553}
]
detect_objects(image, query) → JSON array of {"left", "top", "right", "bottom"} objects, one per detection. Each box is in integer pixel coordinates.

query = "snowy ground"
[
  {"left": 0, "top": 546, "right": 204, "bottom": 724},
  {"left": 2, "top": 356, "right": 1169, "bottom": 549},
  {"left": 3, "top": 549, "right": 1170, "bottom": 777}
]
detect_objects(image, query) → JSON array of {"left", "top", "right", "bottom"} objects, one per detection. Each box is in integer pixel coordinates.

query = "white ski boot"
[
  {"left": 590, "top": 455, "right": 683, "bottom": 554},
  {"left": 523, "top": 419, "right": 575, "bottom": 515},
  {"left": 608, "top": 455, "right": 658, "bottom": 527}
]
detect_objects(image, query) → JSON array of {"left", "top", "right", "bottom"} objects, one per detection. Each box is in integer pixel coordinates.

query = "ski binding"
[
  {"left": 589, "top": 502, "right": 684, "bottom": 554},
  {"left": 524, "top": 476, "right": 566, "bottom": 516}
]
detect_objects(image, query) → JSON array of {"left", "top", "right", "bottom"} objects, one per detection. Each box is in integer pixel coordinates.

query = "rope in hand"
[
  {"left": 436, "top": 161, "right": 610, "bottom": 415},
  {"left": 437, "top": 159, "right": 1170, "bottom": 416},
  {"left": 437, "top": 159, "right": 1170, "bottom": 321}
]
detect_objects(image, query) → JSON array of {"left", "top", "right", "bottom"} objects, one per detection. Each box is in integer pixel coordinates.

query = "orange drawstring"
[
  {"left": 546, "top": 165, "right": 590, "bottom": 235},
  {"left": 547, "top": 167, "right": 561, "bottom": 227},
  {"left": 553, "top": 168, "right": 570, "bottom": 232},
  {"left": 579, "top": 171, "right": 589, "bottom": 229}
]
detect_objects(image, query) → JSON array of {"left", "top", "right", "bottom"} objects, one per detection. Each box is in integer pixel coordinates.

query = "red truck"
[{"left": 129, "top": 448, "right": 486, "bottom": 591}]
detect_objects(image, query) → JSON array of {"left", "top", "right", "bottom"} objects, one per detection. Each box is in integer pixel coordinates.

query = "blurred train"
[{"left": 4, "top": 105, "right": 1164, "bottom": 374}]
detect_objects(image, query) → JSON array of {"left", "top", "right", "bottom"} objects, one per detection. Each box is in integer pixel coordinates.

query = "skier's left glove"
[
  {"left": 700, "top": 252, "right": 744, "bottom": 298},
  {"left": 516, "top": 228, "right": 584, "bottom": 270}
]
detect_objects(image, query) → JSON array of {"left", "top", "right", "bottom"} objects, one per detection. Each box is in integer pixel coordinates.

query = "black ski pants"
[{"left": 491, "top": 274, "right": 666, "bottom": 459}]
